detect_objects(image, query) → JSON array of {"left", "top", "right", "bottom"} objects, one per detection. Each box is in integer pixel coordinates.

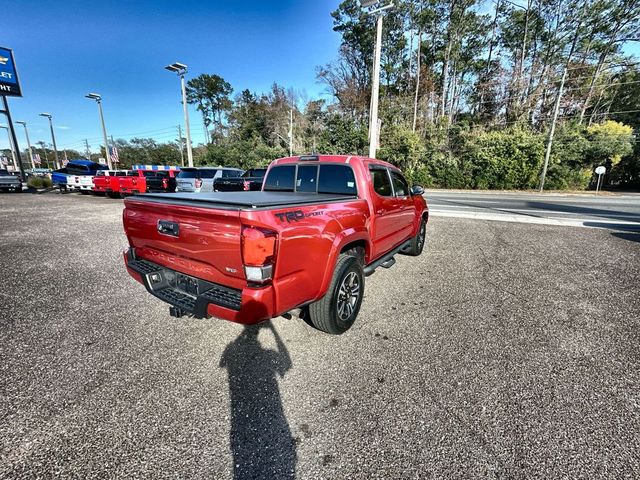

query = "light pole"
[
  {"left": 39, "top": 113, "right": 60, "bottom": 169},
  {"left": 165, "top": 62, "right": 193, "bottom": 167},
  {"left": 0, "top": 125, "right": 17, "bottom": 169},
  {"left": 16, "top": 121, "right": 35, "bottom": 169},
  {"left": 362, "top": 0, "right": 394, "bottom": 159},
  {"left": 85, "top": 93, "right": 113, "bottom": 169}
]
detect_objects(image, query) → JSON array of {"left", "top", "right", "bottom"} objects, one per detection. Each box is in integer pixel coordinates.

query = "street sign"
[
  {"left": 0, "top": 47, "right": 22, "bottom": 97},
  {"left": 595, "top": 166, "right": 606, "bottom": 195}
]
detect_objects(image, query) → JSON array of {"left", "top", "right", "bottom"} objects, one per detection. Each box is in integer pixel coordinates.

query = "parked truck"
[
  {"left": 92, "top": 170, "right": 129, "bottom": 197},
  {"left": 213, "top": 168, "right": 267, "bottom": 192},
  {"left": 122, "top": 155, "right": 427, "bottom": 334}
]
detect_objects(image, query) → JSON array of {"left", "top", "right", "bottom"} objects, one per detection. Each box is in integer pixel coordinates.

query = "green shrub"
[
  {"left": 460, "top": 127, "right": 544, "bottom": 189},
  {"left": 27, "top": 176, "right": 44, "bottom": 189},
  {"left": 26, "top": 176, "right": 52, "bottom": 189}
]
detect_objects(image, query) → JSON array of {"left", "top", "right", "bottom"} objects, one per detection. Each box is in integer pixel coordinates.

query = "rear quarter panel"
[{"left": 241, "top": 198, "right": 370, "bottom": 315}]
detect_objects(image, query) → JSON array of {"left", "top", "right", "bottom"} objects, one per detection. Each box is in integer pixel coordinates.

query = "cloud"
[{"left": 55, "top": 125, "right": 71, "bottom": 130}]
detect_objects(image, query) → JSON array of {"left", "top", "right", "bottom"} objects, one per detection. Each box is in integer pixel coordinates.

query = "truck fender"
[{"left": 317, "top": 226, "right": 371, "bottom": 299}]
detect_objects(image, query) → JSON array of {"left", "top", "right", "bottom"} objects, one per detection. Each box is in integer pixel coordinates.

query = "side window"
[
  {"left": 201, "top": 169, "right": 219, "bottom": 179},
  {"left": 370, "top": 168, "right": 393, "bottom": 197},
  {"left": 296, "top": 165, "right": 318, "bottom": 192},
  {"left": 390, "top": 171, "right": 409, "bottom": 197},
  {"left": 264, "top": 165, "right": 296, "bottom": 191},
  {"left": 318, "top": 165, "right": 357, "bottom": 195}
]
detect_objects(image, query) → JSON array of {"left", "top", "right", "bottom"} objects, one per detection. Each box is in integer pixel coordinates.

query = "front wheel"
[
  {"left": 307, "top": 254, "right": 364, "bottom": 335},
  {"left": 404, "top": 217, "right": 426, "bottom": 256}
]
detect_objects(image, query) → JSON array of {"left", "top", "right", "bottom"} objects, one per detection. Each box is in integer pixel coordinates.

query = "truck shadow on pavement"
[
  {"left": 611, "top": 231, "right": 640, "bottom": 243},
  {"left": 219, "top": 322, "right": 297, "bottom": 480}
]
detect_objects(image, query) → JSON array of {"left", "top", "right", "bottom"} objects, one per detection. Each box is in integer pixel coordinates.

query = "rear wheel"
[{"left": 307, "top": 254, "right": 364, "bottom": 335}]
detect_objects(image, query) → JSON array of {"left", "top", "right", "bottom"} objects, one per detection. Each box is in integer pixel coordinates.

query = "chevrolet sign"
[{"left": 0, "top": 47, "right": 21, "bottom": 97}]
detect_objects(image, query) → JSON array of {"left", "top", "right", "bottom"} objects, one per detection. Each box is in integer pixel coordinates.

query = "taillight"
[
  {"left": 243, "top": 180, "right": 250, "bottom": 191},
  {"left": 195, "top": 178, "right": 202, "bottom": 189},
  {"left": 241, "top": 225, "right": 277, "bottom": 284}
]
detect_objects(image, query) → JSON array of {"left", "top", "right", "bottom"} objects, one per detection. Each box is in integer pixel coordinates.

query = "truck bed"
[{"left": 134, "top": 191, "right": 358, "bottom": 210}]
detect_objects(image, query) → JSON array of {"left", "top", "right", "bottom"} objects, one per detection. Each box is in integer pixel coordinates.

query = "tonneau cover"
[{"left": 133, "top": 191, "right": 358, "bottom": 209}]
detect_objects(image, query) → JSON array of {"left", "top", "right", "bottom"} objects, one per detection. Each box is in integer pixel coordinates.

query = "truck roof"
[{"left": 271, "top": 154, "right": 398, "bottom": 170}]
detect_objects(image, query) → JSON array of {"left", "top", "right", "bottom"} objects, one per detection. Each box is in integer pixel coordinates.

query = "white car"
[{"left": 176, "top": 167, "right": 244, "bottom": 193}]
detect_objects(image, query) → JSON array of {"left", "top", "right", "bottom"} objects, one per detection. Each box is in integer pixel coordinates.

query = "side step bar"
[{"left": 363, "top": 239, "right": 411, "bottom": 277}]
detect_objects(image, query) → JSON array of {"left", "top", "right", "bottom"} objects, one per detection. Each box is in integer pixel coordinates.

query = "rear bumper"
[
  {"left": 120, "top": 187, "right": 143, "bottom": 194},
  {"left": 124, "top": 249, "right": 274, "bottom": 324}
]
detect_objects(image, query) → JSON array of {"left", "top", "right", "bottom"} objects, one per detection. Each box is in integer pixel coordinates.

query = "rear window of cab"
[{"left": 264, "top": 164, "right": 357, "bottom": 195}]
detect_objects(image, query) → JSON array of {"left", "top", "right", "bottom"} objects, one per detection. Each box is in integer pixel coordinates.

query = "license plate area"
[
  {"left": 146, "top": 269, "right": 210, "bottom": 297},
  {"left": 176, "top": 273, "right": 200, "bottom": 296}
]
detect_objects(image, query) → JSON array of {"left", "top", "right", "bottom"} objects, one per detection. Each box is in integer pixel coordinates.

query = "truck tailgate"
[{"left": 123, "top": 198, "right": 246, "bottom": 288}]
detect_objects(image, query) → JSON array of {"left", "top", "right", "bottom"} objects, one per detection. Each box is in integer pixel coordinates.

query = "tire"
[
  {"left": 307, "top": 254, "right": 365, "bottom": 335},
  {"left": 405, "top": 217, "right": 426, "bottom": 256}
]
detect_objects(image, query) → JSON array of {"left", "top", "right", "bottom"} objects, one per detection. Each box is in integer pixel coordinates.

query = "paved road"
[
  {"left": 1, "top": 193, "right": 639, "bottom": 479},
  {"left": 426, "top": 190, "right": 640, "bottom": 230}
]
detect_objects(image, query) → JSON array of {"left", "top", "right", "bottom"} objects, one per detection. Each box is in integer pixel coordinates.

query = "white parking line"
[
  {"left": 430, "top": 209, "right": 640, "bottom": 229},
  {"left": 429, "top": 205, "right": 640, "bottom": 219}
]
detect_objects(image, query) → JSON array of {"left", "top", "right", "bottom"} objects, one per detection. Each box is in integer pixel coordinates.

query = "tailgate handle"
[{"left": 157, "top": 220, "right": 179, "bottom": 237}]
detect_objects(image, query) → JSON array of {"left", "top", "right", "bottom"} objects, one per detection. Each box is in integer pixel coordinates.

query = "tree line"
[{"left": 21, "top": 0, "right": 640, "bottom": 189}]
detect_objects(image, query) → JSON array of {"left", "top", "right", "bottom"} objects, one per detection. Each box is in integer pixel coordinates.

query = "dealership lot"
[{"left": 1, "top": 193, "right": 638, "bottom": 479}]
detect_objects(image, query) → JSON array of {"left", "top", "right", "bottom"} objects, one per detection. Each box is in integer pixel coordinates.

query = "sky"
[
  {"left": 3, "top": 1, "right": 639, "bottom": 156},
  {"left": 2, "top": 0, "right": 343, "bottom": 154}
]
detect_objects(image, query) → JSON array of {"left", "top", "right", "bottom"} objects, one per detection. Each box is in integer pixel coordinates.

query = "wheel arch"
[{"left": 318, "top": 229, "right": 371, "bottom": 300}]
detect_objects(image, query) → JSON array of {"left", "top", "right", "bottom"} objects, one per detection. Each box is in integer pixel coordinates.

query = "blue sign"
[{"left": 0, "top": 47, "right": 21, "bottom": 97}]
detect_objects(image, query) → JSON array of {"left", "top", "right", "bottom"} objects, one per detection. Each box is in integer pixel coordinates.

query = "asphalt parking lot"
[{"left": 1, "top": 192, "right": 639, "bottom": 479}]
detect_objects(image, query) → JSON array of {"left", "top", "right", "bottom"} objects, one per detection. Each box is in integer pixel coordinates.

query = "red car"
[
  {"left": 123, "top": 155, "right": 428, "bottom": 334},
  {"left": 93, "top": 170, "right": 128, "bottom": 198},
  {"left": 118, "top": 170, "right": 158, "bottom": 196}
]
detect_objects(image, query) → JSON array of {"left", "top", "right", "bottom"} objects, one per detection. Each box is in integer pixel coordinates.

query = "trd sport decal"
[{"left": 275, "top": 210, "right": 324, "bottom": 223}]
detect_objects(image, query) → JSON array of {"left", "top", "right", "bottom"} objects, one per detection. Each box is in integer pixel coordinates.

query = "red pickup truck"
[
  {"left": 118, "top": 170, "right": 158, "bottom": 196},
  {"left": 123, "top": 155, "right": 428, "bottom": 334},
  {"left": 93, "top": 170, "right": 128, "bottom": 197}
]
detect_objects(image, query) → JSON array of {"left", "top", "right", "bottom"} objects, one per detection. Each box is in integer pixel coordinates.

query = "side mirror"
[{"left": 410, "top": 185, "right": 425, "bottom": 196}]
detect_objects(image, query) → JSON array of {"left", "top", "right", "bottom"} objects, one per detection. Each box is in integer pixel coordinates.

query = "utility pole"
[
  {"left": 177, "top": 124, "right": 185, "bottom": 167},
  {"left": 362, "top": 1, "right": 393, "bottom": 158},
  {"left": 16, "top": 121, "right": 35, "bottom": 169},
  {"left": 369, "top": 12, "right": 383, "bottom": 158},
  {"left": 412, "top": 30, "right": 422, "bottom": 132},
  {"left": 84, "top": 139, "right": 91, "bottom": 159},
  {"left": 288, "top": 108, "right": 293, "bottom": 157}
]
